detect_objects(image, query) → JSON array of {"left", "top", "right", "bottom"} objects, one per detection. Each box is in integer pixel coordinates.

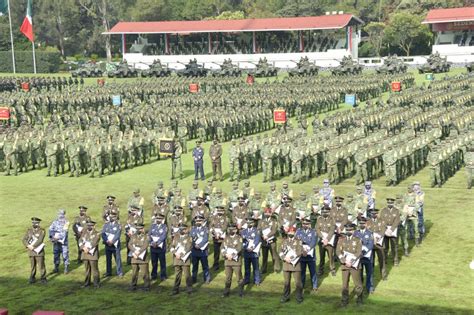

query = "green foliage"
[
  {"left": 0, "top": 50, "right": 61, "bottom": 73},
  {"left": 364, "top": 22, "right": 386, "bottom": 57},
  {"left": 0, "top": 0, "right": 468, "bottom": 59},
  {"left": 206, "top": 10, "right": 245, "bottom": 20},
  {"left": 384, "top": 12, "right": 433, "bottom": 56},
  {"left": 358, "top": 41, "right": 376, "bottom": 57}
]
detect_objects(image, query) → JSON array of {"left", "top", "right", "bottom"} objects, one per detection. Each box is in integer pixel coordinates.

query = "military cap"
[
  {"left": 135, "top": 223, "right": 145, "bottom": 228},
  {"left": 323, "top": 179, "right": 330, "bottom": 184},
  {"left": 270, "top": 182, "right": 276, "bottom": 187},
  {"left": 386, "top": 198, "right": 395, "bottom": 204},
  {"left": 130, "top": 205, "right": 140, "bottom": 210},
  {"left": 282, "top": 181, "right": 288, "bottom": 185},
  {"left": 216, "top": 188, "right": 222, "bottom": 194},
  {"left": 312, "top": 186, "right": 319, "bottom": 191},
  {"left": 370, "top": 208, "right": 380, "bottom": 213},
  {"left": 196, "top": 140, "right": 201, "bottom": 144},
  {"left": 107, "top": 195, "right": 116, "bottom": 200},
  {"left": 78, "top": 205, "right": 88, "bottom": 210},
  {"left": 232, "top": 181, "right": 239, "bottom": 187},
  {"left": 346, "top": 194, "right": 354, "bottom": 198},
  {"left": 157, "top": 181, "right": 163, "bottom": 185},
  {"left": 174, "top": 204, "right": 183, "bottom": 210},
  {"left": 86, "top": 220, "right": 96, "bottom": 226},
  {"left": 227, "top": 223, "right": 238, "bottom": 230},
  {"left": 237, "top": 192, "right": 246, "bottom": 200},
  {"left": 396, "top": 194, "right": 403, "bottom": 200},
  {"left": 358, "top": 216, "right": 368, "bottom": 222},
  {"left": 335, "top": 196, "right": 345, "bottom": 202},
  {"left": 156, "top": 213, "right": 165, "bottom": 219},
  {"left": 365, "top": 181, "right": 372, "bottom": 186},
  {"left": 282, "top": 194, "right": 293, "bottom": 201},
  {"left": 133, "top": 188, "right": 140, "bottom": 193},
  {"left": 302, "top": 217, "right": 311, "bottom": 223},
  {"left": 194, "top": 215, "right": 205, "bottom": 221},
  {"left": 344, "top": 223, "right": 357, "bottom": 230},
  {"left": 157, "top": 195, "right": 165, "bottom": 200},
  {"left": 31, "top": 217, "right": 42, "bottom": 223},
  {"left": 356, "top": 186, "right": 363, "bottom": 190},
  {"left": 197, "top": 191, "right": 204, "bottom": 200},
  {"left": 300, "top": 192, "right": 306, "bottom": 197}
]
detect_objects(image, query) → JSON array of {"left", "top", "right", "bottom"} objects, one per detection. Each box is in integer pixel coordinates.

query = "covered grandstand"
[
  {"left": 105, "top": 13, "right": 363, "bottom": 69},
  {"left": 422, "top": 6, "right": 474, "bottom": 63}
]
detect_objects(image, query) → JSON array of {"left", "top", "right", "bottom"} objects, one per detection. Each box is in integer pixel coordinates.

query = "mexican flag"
[
  {"left": 20, "top": 0, "right": 34, "bottom": 42},
  {"left": 0, "top": 0, "right": 8, "bottom": 15}
]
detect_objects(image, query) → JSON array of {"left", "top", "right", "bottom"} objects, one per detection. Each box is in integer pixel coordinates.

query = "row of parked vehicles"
[{"left": 72, "top": 54, "right": 465, "bottom": 79}]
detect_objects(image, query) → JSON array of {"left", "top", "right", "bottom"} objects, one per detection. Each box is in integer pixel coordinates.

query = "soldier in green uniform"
[
  {"left": 3, "top": 132, "right": 18, "bottom": 176},
  {"left": 259, "top": 206, "right": 281, "bottom": 273},
  {"left": 79, "top": 220, "right": 101, "bottom": 288},
  {"left": 45, "top": 137, "right": 58, "bottom": 177},
  {"left": 72, "top": 206, "right": 91, "bottom": 264},
  {"left": 22, "top": 217, "right": 47, "bottom": 284},
  {"left": 465, "top": 144, "right": 474, "bottom": 189},
  {"left": 209, "top": 137, "right": 223, "bottom": 181},
  {"left": 171, "top": 138, "right": 183, "bottom": 180},
  {"left": 229, "top": 139, "right": 240, "bottom": 181},
  {"left": 279, "top": 226, "right": 303, "bottom": 304},
  {"left": 170, "top": 223, "right": 193, "bottom": 295},
  {"left": 336, "top": 223, "right": 363, "bottom": 307},
  {"left": 128, "top": 223, "right": 150, "bottom": 291},
  {"left": 67, "top": 137, "right": 81, "bottom": 177},
  {"left": 221, "top": 223, "right": 244, "bottom": 297},
  {"left": 89, "top": 138, "right": 103, "bottom": 178}
]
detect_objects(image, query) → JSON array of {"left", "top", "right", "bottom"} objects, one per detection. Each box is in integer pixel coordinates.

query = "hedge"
[{"left": 0, "top": 51, "right": 61, "bottom": 73}]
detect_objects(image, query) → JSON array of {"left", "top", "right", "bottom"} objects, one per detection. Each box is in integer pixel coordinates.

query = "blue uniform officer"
[
  {"left": 101, "top": 212, "right": 123, "bottom": 277},
  {"left": 354, "top": 217, "right": 374, "bottom": 293},
  {"left": 296, "top": 217, "right": 318, "bottom": 291},
  {"left": 191, "top": 215, "right": 211, "bottom": 283},
  {"left": 192, "top": 141, "right": 205, "bottom": 181},
  {"left": 149, "top": 213, "right": 168, "bottom": 281}
]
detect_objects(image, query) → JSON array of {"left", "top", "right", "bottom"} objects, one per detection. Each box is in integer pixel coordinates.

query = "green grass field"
[{"left": 0, "top": 68, "right": 473, "bottom": 314}]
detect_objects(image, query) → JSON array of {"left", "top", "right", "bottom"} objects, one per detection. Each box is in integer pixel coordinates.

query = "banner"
[
  {"left": 0, "top": 107, "right": 10, "bottom": 120},
  {"left": 159, "top": 139, "right": 174, "bottom": 156},
  {"left": 273, "top": 109, "right": 286, "bottom": 124},
  {"left": 112, "top": 95, "right": 121, "bottom": 106},
  {"left": 345, "top": 94, "right": 356, "bottom": 106},
  {"left": 391, "top": 81, "right": 401, "bottom": 92},
  {"left": 425, "top": 73, "right": 434, "bottom": 81}
]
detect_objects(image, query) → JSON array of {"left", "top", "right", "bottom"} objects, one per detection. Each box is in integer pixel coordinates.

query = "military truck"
[
  {"left": 71, "top": 61, "right": 103, "bottom": 78},
  {"left": 141, "top": 59, "right": 171, "bottom": 77},
  {"left": 376, "top": 55, "right": 407, "bottom": 74},
  {"left": 248, "top": 57, "right": 278, "bottom": 77},
  {"left": 418, "top": 52, "right": 451, "bottom": 74},
  {"left": 331, "top": 56, "right": 363, "bottom": 76},
  {"left": 176, "top": 59, "right": 208, "bottom": 77},
  {"left": 288, "top": 56, "right": 319, "bottom": 76},
  {"left": 106, "top": 61, "right": 138, "bottom": 78},
  {"left": 211, "top": 59, "right": 242, "bottom": 77}
]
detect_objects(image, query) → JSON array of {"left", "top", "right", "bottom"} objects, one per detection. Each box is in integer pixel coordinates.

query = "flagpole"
[
  {"left": 32, "top": 40, "right": 37, "bottom": 73},
  {"left": 7, "top": 0, "right": 16, "bottom": 73}
]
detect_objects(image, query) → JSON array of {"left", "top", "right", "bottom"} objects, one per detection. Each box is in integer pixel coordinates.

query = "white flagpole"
[
  {"left": 32, "top": 40, "right": 37, "bottom": 73},
  {"left": 7, "top": 0, "right": 16, "bottom": 73}
]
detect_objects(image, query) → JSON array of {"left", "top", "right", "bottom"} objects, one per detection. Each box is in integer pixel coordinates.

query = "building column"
[
  {"left": 121, "top": 33, "right": 126, "bottom": 59},
  {"left": 164, "top": 34, "right": 170, "bottom": 54},
  {"left": 252, "top": 31, "right": 256, "bottom": 53},
  {"left": 208, "top": 32, "right": 212, "bottom": 54},
  {"left": 299, "top": 31, "right": 304, "bottom": 52}
]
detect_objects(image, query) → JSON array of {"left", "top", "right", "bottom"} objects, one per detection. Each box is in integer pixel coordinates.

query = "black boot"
[{"left": 53, "top": 264, "right": 59, "bottom": 273}]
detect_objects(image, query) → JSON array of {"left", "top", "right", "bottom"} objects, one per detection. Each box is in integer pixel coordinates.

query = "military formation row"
[{"left": 23, "top": 180, "right": 425, "bottom": 306}]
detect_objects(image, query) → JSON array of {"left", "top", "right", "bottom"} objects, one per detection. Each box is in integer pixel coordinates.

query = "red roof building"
[
  {"left": 422, "top": 7, "right": 474, "bottom": 24},
  {"left": 106, "top": 14, "right": 363, "bottom": 34}
]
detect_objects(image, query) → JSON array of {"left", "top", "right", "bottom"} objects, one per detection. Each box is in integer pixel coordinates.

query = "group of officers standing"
[{"left": 23, "top": 179, "right": 425, "bottom": 307}]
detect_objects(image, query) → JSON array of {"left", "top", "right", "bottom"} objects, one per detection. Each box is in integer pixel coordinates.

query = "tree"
[
  {"left": 207, "top": 10, "right": 245, "bottom": 20},
  {"left": 130, "top": 0, "right": 170, "bottom": 21},
  {"left": 384, "top": 12, "right": 432, "bottom": 56},
  {"left": 364, "top": 21, "right": 385, "bottom": 56}
]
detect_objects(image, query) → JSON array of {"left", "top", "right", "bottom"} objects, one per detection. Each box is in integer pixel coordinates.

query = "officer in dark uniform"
[
  {"left": 354, "top": 216, "right": 374, "bottom": 294},
  {"left": 191, "top": 215, "right": 211, "bottom": 284},
  {"left": 295, "top": 217, "right": 318, "bottom": 292},
  {"left": 241, "top": 216, "right": 261, "bottom": 286},
  {"left": 149, "top": 213, "right": 168, "bottom": 281},
  {"left": 101, "top": 211, "right": 123, "bottom": 277},
  {"left": 192, "top": 141, "right": 205, "bottom": 180}
]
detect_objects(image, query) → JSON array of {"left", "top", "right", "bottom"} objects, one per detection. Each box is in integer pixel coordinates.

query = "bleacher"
[
  {"left": 136, "top": 32, "right": 345, "bottom": 55},
  {"left": 435, "top": 31, "right": 474, "bottom": 46}
]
